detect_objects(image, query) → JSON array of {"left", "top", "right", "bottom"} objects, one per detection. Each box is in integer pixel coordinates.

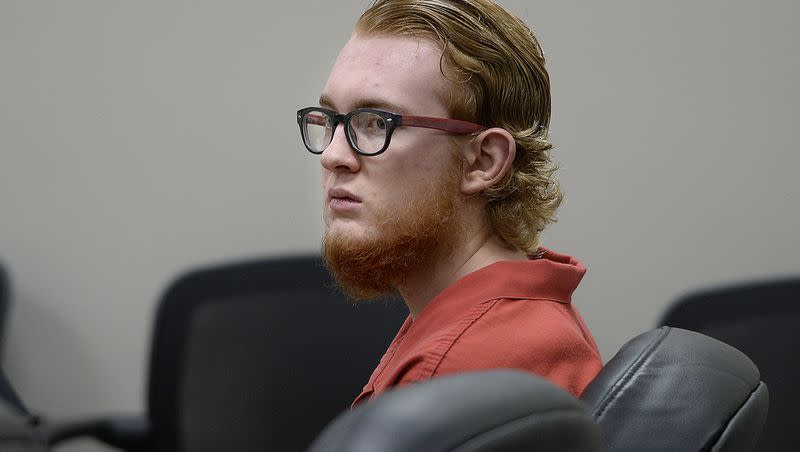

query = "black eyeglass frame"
[{"left": 296, "top": 107, "right": 485, "bottom": 156}]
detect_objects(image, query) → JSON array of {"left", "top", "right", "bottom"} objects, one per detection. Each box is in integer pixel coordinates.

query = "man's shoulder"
[
  {"left": 448, "top": 297, "right": 586, "bottom": 349},
  {"left": 385, "top": 296, "right": 601, "bottom": 397},
  {"left": 407, "top": 297, "right": 577, "bottom": 365},
  {"left": 413, "top": 295, "right": 579, "bottom": 350},
  {"left": 435, "top": 297, "right": 600, "bottom": 365},
  {"left": 432, "top": 297, "right": 602, "bottom": 395}
]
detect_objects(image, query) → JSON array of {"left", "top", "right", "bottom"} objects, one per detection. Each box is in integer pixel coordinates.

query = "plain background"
[{"left": 2, "top": 1, "right": 798, "bottom": 451}]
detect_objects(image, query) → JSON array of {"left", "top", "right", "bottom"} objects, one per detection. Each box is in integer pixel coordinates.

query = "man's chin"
[
  {"left": 321, "top": 229, "right": 396, "bottom": 301},
  {"left": 324, "top": 220, "right": 378, "bottom": 243}
]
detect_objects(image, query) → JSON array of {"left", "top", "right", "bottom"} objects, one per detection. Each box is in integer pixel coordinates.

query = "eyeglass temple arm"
[{"left": 400, "top": 115, "right": 485, "bottom": 134}]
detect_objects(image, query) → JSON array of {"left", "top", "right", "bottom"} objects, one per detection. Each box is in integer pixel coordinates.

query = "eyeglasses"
[{"left": 296, "top": 107, "right": 485, "bottom": 156}]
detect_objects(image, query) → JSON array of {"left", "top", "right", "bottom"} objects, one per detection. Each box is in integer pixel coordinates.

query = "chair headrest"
[
  {"left": 310, "top": 370, "right": 601, "bottom": 452},
  {"left": 581, "top": 326, "right": 768, "bottom": 451}
]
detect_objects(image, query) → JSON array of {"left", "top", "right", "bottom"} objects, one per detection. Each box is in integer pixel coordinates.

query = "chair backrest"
[
  {"left": 659, "top": 278, "right": 800, "bottom": 451},
  {"left": 581, "top": 327, "right": 768, "bottom": 452},
  {"left": 145, "top": 255, "right": 407, "bottom": 452},
  {"left": 309, "top": 370, "right": 602, "bottom": 452}
]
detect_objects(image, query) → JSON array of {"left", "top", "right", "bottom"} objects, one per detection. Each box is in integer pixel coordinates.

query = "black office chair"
[
  {"left": 581, "top": 326, "right": 768, "bottom": 451},
  {"left": 0, "top": 262, "right": 10, "bottom": 359},
  {"left": 0, "top": 263, "right": 44, "bottom": 451},
  {"left": 46, "top": 255, "right": 408, "bottom": 451},
  {"left": 659, "top": 278, "right": 800, "bottom": 451},
  {"left": 0, "top": 369, "right": 46, "bottom": 451},
  {"left": 316, "top": 327, "right": 768, "bottom": 451},
  {"left": 309, "top": 370, "right": 602, "bottom": 452}
]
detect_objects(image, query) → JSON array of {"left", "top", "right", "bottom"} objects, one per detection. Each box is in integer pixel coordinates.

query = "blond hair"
[{"left": 356, "top": 0, "right": 562, "bottom": 254}]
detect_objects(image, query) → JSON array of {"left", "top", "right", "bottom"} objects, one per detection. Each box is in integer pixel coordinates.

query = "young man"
[{"left": 296, "top": 0, "right": 602, "bottom": 405}]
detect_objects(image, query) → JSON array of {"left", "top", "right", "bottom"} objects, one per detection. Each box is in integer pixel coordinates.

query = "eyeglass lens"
[{"left": 302, "top": 112, "right": 333, "bottom": 154}]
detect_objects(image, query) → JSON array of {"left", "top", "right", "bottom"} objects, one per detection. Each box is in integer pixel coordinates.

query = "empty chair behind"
[{"left": 659, "top": 278, "right": 800, "bottom": 451}]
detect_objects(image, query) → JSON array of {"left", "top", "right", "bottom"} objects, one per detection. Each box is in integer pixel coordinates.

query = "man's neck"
[{"left": 397, "top": 231, "right": 528, "bottom": 319}]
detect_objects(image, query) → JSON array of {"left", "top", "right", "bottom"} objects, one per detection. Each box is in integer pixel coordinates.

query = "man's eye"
[
  {"left": 360, "top": 116, "right": 385, "bottom": 131},
  {"left": 371, "top": 118, "right": 386, "bottom": 130}
]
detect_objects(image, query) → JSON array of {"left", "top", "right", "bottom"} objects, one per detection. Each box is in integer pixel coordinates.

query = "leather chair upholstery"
[
  {"left": 581, "top": 326, "right": 768, "bottom": 452},
  {"left": 309, "top": 370, "right": 601, "bottom": 452}
]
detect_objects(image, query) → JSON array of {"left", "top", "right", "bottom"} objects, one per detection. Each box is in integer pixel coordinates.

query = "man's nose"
[{"left": 319, "top": 124, "right": 360, "bottom": 173}]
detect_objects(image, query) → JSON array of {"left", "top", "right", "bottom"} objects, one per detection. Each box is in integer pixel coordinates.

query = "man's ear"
[{"left": 461, "top": 128, "right": 516, "bottom": 195}]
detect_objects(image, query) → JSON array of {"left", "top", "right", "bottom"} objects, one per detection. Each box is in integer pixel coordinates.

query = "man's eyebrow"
[
  {"left": 355, "top": 98, "right": 407, "bottom": 113},
  {"left": 318, "top": 95, "right": 406, "bottom": 114},
  {"left": 318, "top": 95, "right": 335, "bottom": 110}
]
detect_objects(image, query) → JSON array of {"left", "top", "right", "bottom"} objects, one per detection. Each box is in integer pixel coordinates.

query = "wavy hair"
[{"left": 356, "top": 0, "right": 562, "bottom": 254}]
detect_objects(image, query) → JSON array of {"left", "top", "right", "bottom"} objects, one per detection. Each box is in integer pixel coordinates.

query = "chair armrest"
[
  {"left": 310, "top": 370, "right": 601, "bottom": 452},
  {"left": 46, "top": 414, "right": 153, "bottom": 451}
]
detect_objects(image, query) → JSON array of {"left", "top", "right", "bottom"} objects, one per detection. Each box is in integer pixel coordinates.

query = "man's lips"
[
  {"left": 327, "top": 188, "right": 362, "bottom": 212},
  {"left": 327, "top": 188, "right": 361, "bottom": 203}
]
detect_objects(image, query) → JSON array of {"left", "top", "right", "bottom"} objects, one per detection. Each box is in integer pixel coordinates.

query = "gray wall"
[{"left": 1, "top": 1, "right": 798, "bottom": 451}]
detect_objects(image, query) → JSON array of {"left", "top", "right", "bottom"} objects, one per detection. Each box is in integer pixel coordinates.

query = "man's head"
[{"left": 304, "top": 0, "right": 561, "bottom": 299}]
